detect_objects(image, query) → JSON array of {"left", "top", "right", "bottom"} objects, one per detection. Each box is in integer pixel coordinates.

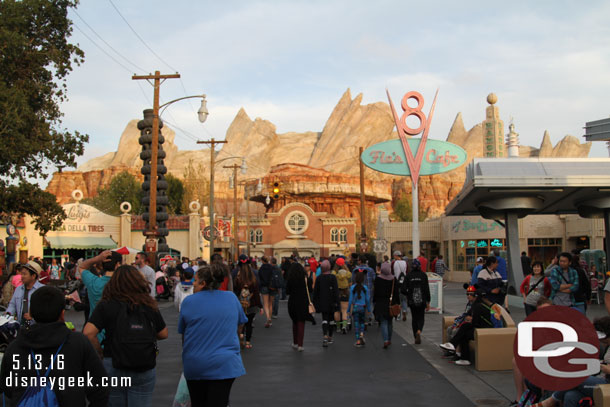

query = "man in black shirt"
[{"left": 0, "top": 286, "right": 108, "bottom": 406}]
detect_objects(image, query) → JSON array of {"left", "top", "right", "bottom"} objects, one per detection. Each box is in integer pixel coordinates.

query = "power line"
[
  {"left": 107, "top": 0, "right": 178, "bottom": 73},
  {"left": 72, "top": 9, "right": 146, "bottom": 74},
  {"left": 73, "top": 23, "right": 135, "bottom": 74}
]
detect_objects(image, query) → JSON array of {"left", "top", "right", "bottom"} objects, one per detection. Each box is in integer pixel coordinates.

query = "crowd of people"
[{"left": 0, "top": 247, "right": 607, "bottom": 406}]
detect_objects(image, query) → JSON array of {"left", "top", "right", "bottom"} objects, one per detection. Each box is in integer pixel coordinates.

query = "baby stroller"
[
  {"left": 156, "top": 273, "right": 172, "bottom": 300},
  {"left": 0, "top": 314, "right": 19, "bottom": 354}
]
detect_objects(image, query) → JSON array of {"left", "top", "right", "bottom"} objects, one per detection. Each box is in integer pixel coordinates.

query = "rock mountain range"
[{"left": 47, "top": 89, "right": 591, "bottom": 218}]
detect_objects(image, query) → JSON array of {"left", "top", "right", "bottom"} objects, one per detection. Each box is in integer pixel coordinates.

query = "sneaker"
[
  {"left": 341, "top": 327, "right": 347, "bottom": 335},
  {"left": 327, "top": 337, "right": 334, "bottom": 344},
  {"left": 439, "top": 342, "right": 455, "bottom": 352},
  {"left": 264, "top": 321, "right": 271, "bottom": 328},
  {"left": 323, "top": 338, "right": 328, "bottom": 347},
  {"left": 272, "top": 315, "right": 278, "bottom": 319},
  {"left": 455, "top": 359, "right": 471, "bottom": 366},
  {"left": 415, "top": 332, "right": 421, "bottom": 344},
  {"left": 291, "top": 343, "right": 298, "bottom": 349},
  {"left": 298, "top": 346, "right": 304, "bottom": 352},
  {"left": 354, "top": 340, "right": 363, "bottom": 348},
  {"left": 383, "top": 341, "right": 391, "bottom": 349}
]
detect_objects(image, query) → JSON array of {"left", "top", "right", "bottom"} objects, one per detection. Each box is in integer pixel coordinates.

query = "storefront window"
[
  {"left": 453, "top": 238, "right": 505, "bottom": 271},
  {"left": 330, "top": 228, "right": 339, "bottom": 242},
  {"left": 339, "top": 228, "right": 347, "bottom": 242},
  {"left": 527, "top": 238, "right": 562, "bottom": 267}
]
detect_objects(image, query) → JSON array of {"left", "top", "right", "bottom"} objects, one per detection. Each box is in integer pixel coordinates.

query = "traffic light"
[{"left": 272, "top": 182, "right": 280, "bottom": 199}]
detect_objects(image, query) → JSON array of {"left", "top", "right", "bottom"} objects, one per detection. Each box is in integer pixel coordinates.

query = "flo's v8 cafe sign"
[
  {"left": 360, "top": 89, "right": 466, "bottom": 179},
  {"left": 362, "top": 139, "right": 467, "bottom": 176}
]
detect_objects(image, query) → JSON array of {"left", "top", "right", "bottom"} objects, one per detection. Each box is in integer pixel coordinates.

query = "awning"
[{"left": 46, "top": 236, "right": 117, "bottom": 250}]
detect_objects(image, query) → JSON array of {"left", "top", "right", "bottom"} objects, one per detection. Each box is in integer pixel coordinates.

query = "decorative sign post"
[{"left": 362, "top": 89, "right": 467, "bottom": 258}]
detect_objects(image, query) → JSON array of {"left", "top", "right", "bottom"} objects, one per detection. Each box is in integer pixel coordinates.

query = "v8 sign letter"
[{"left": 514, "top": 306, "right": 599, "bottom": 391}]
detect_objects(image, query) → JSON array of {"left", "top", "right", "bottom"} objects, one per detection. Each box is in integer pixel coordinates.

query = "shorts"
[{"left": 260, "top": 286, "right": 270, "bottom": 295}]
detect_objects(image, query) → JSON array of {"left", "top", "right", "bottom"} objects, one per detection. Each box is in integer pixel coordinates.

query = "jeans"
[
  {"left": 573, "top": 303, "right": 586, "bottom": 315},
  {"left": 399, "top": 294, "right": 408, "bottom": 312},
  {"left": 272, "top": 292, "right": 279, "bottom": 316},
  {"left": 380, "top": 317, "right": 393, "bottom": 342},
  {"left": 449, "top": 322, "right": 474, "bottom": 361},
  {"left": 552, "top": 376, "right": 607, "bottom": 407},
  {"left": 103, "top": 358, "right": 156, "bottom": 407}
]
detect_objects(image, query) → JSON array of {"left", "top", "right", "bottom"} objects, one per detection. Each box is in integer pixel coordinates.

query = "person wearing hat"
[
  {"left": 446, "top": 284, "right": 477, "bottom": 342},
  {"left": 6, "top": 260, "right": 44, "bottom": 326},
  {"left": 0, "top": 286, "right": 109, "bottom": 406},
  {"left": 233, "top": 254, "right": 262, "bottom": 349},
  {"left": 439, "top": 286, "right": 499, "bottom": 366},
  {"left": 332, "top": 257, "right": 352, "bottom": 334},
  {"left": 391, "top": 250, "right": 408, "bottom": 322},
  {"left": 470, "top": 257, "right": 485, "bottom": 285}
]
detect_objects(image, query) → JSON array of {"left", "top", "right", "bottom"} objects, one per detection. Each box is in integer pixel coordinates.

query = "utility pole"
[
  {"left": 132, "top": 71, "right": 180, "bottom": 263},
  {"left": 224, "top": 164, "right": 240, "bottom": 263},
  {"left": 246, "top": 186, "right": 250, "bottom": 257},
  {"left": 359, "top": 146, "right": 367, "bottom": 253},
  {"left": 197, "top": 138, "right": 227, "bottom": 261}
]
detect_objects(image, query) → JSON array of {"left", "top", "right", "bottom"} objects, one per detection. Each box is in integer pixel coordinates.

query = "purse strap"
[
  {"left": 305, "top": 277, "right": 313, "bottom": 304},
  {"left": 390, "top": 278, "right": 395, "bottom": 302}
]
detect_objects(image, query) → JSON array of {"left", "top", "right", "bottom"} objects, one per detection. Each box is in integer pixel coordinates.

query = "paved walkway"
[{"left": 65, "top": 283, "right": 609, "bottom": 407}]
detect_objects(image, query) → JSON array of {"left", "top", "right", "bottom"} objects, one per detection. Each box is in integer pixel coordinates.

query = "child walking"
[{"left": 347, "top": 272, "right": 371, "bottom": 347}]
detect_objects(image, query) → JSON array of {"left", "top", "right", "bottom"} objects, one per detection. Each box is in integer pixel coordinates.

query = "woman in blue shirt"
[{"left": 179, "top": 265, "right": 248, "bottom": 406}]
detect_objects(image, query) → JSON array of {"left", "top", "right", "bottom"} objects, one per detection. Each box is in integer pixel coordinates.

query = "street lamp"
[{"left": 133, "top": 72, "right": 208, "bottom": 263}]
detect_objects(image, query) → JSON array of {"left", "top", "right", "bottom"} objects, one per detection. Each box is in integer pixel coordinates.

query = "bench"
[
  {"left": 442, "top": 305, "right": 517, "bottom": 371},
  {"left": 595, "top": 385, "right": 610, "bottom": 407}
]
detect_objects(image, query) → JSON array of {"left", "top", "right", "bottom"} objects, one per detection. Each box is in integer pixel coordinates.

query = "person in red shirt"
[
  {"left": 416, "top": 254, "right": 428, "bottom": 273},
  {"left": 307, "top": 257, "right": 319, "bottom": 275}
]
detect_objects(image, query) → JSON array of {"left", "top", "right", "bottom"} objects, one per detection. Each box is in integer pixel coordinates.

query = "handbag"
[
  {"left": 389, "top": 278, "right": 401, "bottom": 317},
  {"left": 305, "top": 277, "right": 316, "bottom": 314}
]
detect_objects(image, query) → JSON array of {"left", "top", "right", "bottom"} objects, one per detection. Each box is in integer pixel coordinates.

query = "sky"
[{"left": 57, "top": 0, "right": 610, "bottom": 176}]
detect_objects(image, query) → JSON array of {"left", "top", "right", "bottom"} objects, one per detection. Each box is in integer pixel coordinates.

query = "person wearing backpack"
[
  {"left": 373, "top": 262, "right": 400, "bottom": 348},
  {"left": 347, "top": 272, "right": 371, "bottom": 348},
  {"left": 257, "top": 256, "right": 275, "bottom": 328},
  {"left": 332, "top": 258, "right": 352, "bottom": 334},
  {"left": 312, "top": 260, "right": 339, "bottom": 347},
  {"left": 0, "top": 286, "right": 108, "bottom": 406},
  {"left": 233, "top": 255, "right": 262, "bottom": 349},
  {"left": 549, "top": 252, "right": 580, "bottom": 311},
  {"left": 391, "top": 251, "right": 408, "bottom": 322},
  {"left": 402, "top": 259, "right": 431, "bottom": 344},
  {"left": 519, "top": 261, "right": 551, "bottom": 315},
  {"left": 439, "top": 288, "right": 500, "bottom": 366},
  {"left": 269, "top": 257, "right": 283, "bottom": 319},
  {"left": 83, "top": 265, "right": 168, "bottom": 407}
]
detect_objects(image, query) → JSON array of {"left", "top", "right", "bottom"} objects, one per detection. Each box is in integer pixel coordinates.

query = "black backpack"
[
  {"left": 270, "top": 267, "right": 282, "bottom": 290},
  {"left": 574, "top": 267, "right": 591, "bottom": 303},
  {"left": 111, "top": 303, "right": 157, "bottom": 371}
]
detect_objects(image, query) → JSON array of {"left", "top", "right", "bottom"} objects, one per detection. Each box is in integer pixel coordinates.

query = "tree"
[
  {"left": 0, "top": 0, "right": 87, "bottom": 234},
  {"left": 391, "top": 193, "right": 428, "bottom": 222},
  {"left": 83, "top": 172, "right": 143, "bottom": 216},
  {"left": 165, "top": 173, "right": 185, "bottom": 215},
  {"left": 182, "top": 159, "right": 210, "bottom": 214}
]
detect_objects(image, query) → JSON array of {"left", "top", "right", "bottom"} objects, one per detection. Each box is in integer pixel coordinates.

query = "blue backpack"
[{"left": 17, "top": 340, "right": 65, "bottom": 407}]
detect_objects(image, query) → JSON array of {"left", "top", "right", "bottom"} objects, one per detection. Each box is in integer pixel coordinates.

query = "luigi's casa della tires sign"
[{"left": 361, "top": 138, "right": 467, "bottom": 176}]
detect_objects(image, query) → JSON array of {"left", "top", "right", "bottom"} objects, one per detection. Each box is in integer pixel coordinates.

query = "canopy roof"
[
  {"left": 46, "top": 236, "right": 117, "bottom": 250},
  {"left": 446, "top": 158, "right": 610, "bottom": 216}
]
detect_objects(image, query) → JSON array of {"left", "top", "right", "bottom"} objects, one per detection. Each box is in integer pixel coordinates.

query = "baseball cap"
[
  {"left": 336, "top": 258, "right": 345, "bottom": 267},
  {"left": 393, "top": 250, "right": 402, "bottom": 257},
  {"left": 476, "top": 257, "right": 484, "bottom": 263},
  {"left": 238, "top": 254, "right": 249, "bottom": 264}
]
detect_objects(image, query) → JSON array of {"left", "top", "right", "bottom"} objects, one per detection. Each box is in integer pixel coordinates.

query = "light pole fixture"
[{"left": 133, "top": 72, "right": 209, "bottom": 264}]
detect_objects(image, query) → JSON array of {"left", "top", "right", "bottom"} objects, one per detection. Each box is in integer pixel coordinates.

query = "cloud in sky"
[{"left": 58, "top": 0, "right": 610, "bottom": 178}]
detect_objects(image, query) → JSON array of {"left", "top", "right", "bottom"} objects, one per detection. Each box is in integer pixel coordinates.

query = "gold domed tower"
[{"left": 482, "top": 93, "right": 505, "bottom": 157}]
